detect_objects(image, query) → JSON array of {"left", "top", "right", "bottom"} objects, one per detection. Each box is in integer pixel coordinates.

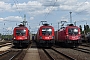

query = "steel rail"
[
  {"left": 51, "top": 48, "right": 76, "bottom": 60},
  {"left": 9, "top": 49, "right": 23, "bottom": 60},
  {"left": 0, "top": 50, "right": 11, "bottom": 56},
  {"left": 73, "top": 47, "right": 90, "bottom": 54},
  {"left": 43, "top": 49, "right": 55, "bottom": 60}
]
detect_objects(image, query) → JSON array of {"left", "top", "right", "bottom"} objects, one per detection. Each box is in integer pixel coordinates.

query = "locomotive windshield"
[
  {"left": 42, "top": 28, "right": 52, "bottom": 35},
  {"left": 16, "top": 29, "right": 26, "bottom": 36},
  {"left": 68, "top": 28, "right": 78, "bottom": 35}
]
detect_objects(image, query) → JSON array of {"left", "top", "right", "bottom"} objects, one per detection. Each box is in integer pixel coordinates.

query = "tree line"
[{"left": 79, "top": 24, "right": 90, "bottom": 34}]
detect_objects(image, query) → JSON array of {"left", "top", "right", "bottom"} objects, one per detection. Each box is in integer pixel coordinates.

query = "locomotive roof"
[
  {"left": 59, "top": 25, "right": 79, "bottom": 30},
  {"left": 67, "top": 25, "right": 79, "bottom": 28},
  {"left": 39, "top": 23, "right": 53, "bottom": 28},
  {"left": 14, "top": 26, "right": 28, "bottom": 29},
  {"left": 40, "top": 25, "right": 53, "bottom": 28},
  {"left": 67, "top": 24, "right": 74, "bottom": 26},
  {"left": 18, "top": 24, "right": 25, "bottom": 27},
  {"left": 43, "top": 23, "right": 49, "bottom": 26},
  {"left": 38, "top": 25, "right": 54, "bottom": 31},
  {"left": 60, "top": 24, "right": 79, "bottom": 29},
  {"left": 64, "top": 26, "right": 79, "bottom": 29},
  {"left": 14, "top": 24, "right": 27, "bottom": 29}
]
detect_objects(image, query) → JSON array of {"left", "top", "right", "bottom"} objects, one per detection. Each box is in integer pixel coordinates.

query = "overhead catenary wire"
[
  {"left": 70, "top": 0, "right": 89, "bottom": 25},
  {"left": 12, "top": 0, "right": 23, "bottom": 17},
  {"left": 58, "top": 0, "right": 89, "bottom": 24},
  {"left": 72, "top": 0, "right": 88, "bottom": 16},
  {"left": 44, "top": 0, "right": 58, "bottom": 20}
]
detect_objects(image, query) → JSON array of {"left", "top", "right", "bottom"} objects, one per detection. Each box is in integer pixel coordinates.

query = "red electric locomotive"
[
  {"left": 13, "top": 24, "right": 30, "bottom": 47},
  {"left": 55, "top": 24, "right": 82, "bottom": 47},
  {"left": 36, "top": 23, "right": 55, "bottom": 47}
]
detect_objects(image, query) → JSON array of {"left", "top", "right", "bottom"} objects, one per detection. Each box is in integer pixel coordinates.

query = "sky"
[{"left": 0, "top": 0, "right": 90, "bottom": 34}]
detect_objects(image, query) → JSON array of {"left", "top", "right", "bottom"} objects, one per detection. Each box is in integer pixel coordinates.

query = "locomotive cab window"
[
  {"left": 16, "top": 29, "right": 26, "bottom": 36},
  {"left": 42, "top": 28, "right": 52, "bottom": 35},
  {"left": 68, "top": 28, "right": 78, "bottom": 35}
]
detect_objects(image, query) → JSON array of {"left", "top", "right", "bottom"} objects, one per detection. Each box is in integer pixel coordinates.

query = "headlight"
[
  {"left": 78, "top": 36, "right": 81, "bottom": 39},
  {"left": 14, "top": 37, "right": 16, "bottom": 39},
  {"left": 66, "top": 35, "right": 69, "bottom": 39},
  {"left": 52, "top": 36, "right": 54, "bottom": 39},
  {"left": 25, "top": 37, "right": 27, "bottom": 39}
]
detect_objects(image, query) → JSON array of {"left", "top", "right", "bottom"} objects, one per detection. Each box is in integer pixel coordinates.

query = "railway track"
[
  {"left": 39, "top": 48, "right": 76, "bottom": 60},
  {"left": 0, "top": 42, "right": 12, "bottom": 49},
  {"left": 81, "top": 43, "right": 90, "bottom": 47},
  {"left": 0, "top": 43, "right": 12, "bottom": 47},
  {"left": 73, "top": 47, "right": 90, "bottom": 54},
  {"left": 0, "top": 48, "right": 30, "bottom": 60},
  {"left": 0, "top": 50, "right": 10, "bottom": 56},
  {"left": 1, "top": 41, "right": 90, "bottom": 60},
  {"left": 0, "top": 43, "right": 31, "bottom": 60},
  {"left": 42, "top": 49, "right": 55, "bottom": 60},
  {"left": 51, "top": 48, "right": 76, "bottom": 60},
  {"left": 0, "top": 43, "right": 12, "bottom": 54},
  {"left": 0, "top": 49, "right": 22, "bottom": 60},
  {"left": 38, "top": 44, "right": 90, "bottom": 60}
]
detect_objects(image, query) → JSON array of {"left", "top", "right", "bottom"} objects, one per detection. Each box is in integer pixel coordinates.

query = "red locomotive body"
[
  {"left": 36, "top": 24, "right": 55, "bottom": 47},
  {"left": 55, "top": 24, "right": 82, "bottom": 47},
  {"left": 13, "top": 24, "right": 30, "bottom": 47}
]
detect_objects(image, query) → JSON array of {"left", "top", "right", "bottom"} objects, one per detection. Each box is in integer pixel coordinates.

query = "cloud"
[
  {"left": 0, "top": 0, "right": 90, "bottom": 34},
  {"left": 57, "top": 17, "right": 68, "bottom": 23},
  {"left": 30, "top": 17, "right": 34, "bottom": 20},
  {"left": 59, "top": 1, "right": 90, "bottom": 14},
  {"left": 12, "top": 1, "right": 43, "bottom": 12},
  {"left": 0, "top": 0, "right": 87, "bottom": 16},
  {"left": 41, "top": 0, "right": 60, "bottom": 6},
  {"left": 0, "top": 1, "right": 90, "bottom": 23},
  {"left": 75, "top": 2, "right": 90, "bottom": 12},
  {"left": 0, "top": 1, "right": 12, "bottom": 12},
  {"left": 0, "top": 0, "right": 9, "bottom": 2},
  {"left": 0, "top": 0, "right": 90, "bottom": 15},
  {"left": 7, "top": 27, "right": 12, "bottom": 31},
  {"left": 0, "top": 18, "right": 4, "bottom": 21},
  {"left": 0, "top": 1, "right": 58, "bottom": 16},
  {"left": 0, "top": 16, "right": 23, "bottom": 22}
]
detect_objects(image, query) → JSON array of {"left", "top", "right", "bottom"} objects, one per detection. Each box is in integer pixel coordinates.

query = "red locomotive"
[
  {"left": 36, "top": 23, "right": 55, "bottom": 47},
  {"left": 55, "top": 24, "right": 82, "bottom": 47},
  {"left": 13, "top": 24, "right": 30, "bottom": 47}
]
